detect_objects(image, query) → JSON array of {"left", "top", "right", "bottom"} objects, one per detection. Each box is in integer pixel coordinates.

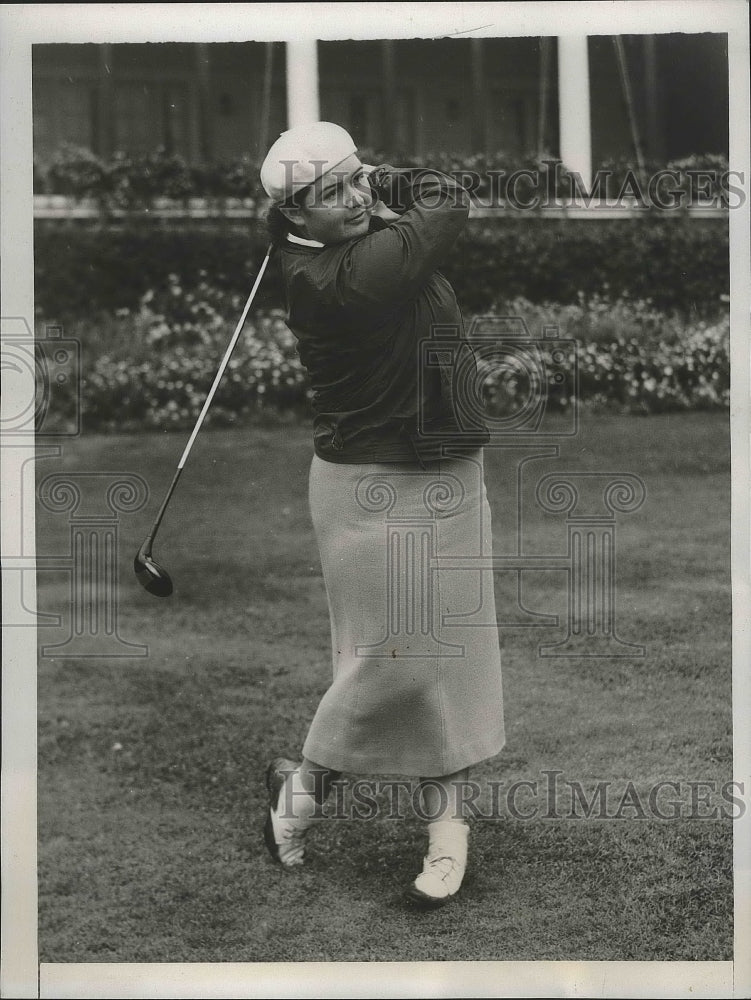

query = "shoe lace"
[
  {"left": 282, "top": 823, "right": 309, "bottom": 844},
  {"left": 424, "top": 852, "right": 458, "bottom": 881},
  {"left": 274, "top": 811, "right": 310, "bottom": 865}
]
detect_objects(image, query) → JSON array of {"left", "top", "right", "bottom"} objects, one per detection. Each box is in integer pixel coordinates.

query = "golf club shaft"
[
  {"left": 142, "top": 466, "right": 184, "bottom": 550},
  {"left": 143, "top": 246, "right": 272, "bottom": 546},
  {"left": 177, "top": 246, "right": 272, "bottom": 470}
]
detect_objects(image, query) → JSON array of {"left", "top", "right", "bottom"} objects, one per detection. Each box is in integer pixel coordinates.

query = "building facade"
[{"left": 32, "top": 35, "right": 729, "bottom": 170}]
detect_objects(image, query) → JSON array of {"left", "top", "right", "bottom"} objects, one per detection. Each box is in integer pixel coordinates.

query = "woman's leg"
[
  {"left": 408, "top": 768, "right": 472, "bottom": 906},
  {"left": 298, "top": 756, "right": 341, "bottom": 805},
  {"left": 419, "top": 767, "right": 470, "bottom": 822}
]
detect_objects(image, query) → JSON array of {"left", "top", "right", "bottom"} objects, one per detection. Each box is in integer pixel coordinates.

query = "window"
[
  {"left": 113, "top": 81, "right": 190, "bottom": 154},
  {"left": 33, "top": 77, "right": 96, "bottom": 159}
]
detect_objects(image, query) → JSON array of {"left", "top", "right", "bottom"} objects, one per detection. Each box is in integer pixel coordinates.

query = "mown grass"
[{"left": 36, "top": 412, "right": 734, "bottom": 963}]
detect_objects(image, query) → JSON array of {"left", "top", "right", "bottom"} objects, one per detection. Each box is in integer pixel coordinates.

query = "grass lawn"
[{"left": 36, "top": 411, "right": 734, "bottom": 964}]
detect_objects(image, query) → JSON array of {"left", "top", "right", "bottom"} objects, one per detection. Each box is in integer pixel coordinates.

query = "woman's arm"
[{"left": 326, "top": 165, "right": 471, "bottom": 319}]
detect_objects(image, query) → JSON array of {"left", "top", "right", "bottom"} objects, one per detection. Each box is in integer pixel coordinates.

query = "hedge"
[
  {"left": 34, "top": 221, "right": 280, "bottom": 320},
  {"left": 37, "top": 276, "right": 730, "bottom": 435},
  {"left": 35, "top": 213, "right": 728, "bottom": 321},
  {"left": 35, "top": 144, "right": 732, "bottom": 208},
  {"left": 450, "top": 216, "right": 728, "bottom": 316}
]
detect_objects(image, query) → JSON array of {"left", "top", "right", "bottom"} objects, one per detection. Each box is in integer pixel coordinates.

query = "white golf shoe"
[
  {"left": 407, "top": 820, "right": 470, "bottom": 907},
  {"left": 263, "top": 757, "right": 316, "bottom": 868}
]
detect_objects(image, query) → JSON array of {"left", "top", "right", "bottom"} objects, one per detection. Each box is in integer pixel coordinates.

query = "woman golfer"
[{"left": 260, "top": 121, "right": 504, "bottom": 907}]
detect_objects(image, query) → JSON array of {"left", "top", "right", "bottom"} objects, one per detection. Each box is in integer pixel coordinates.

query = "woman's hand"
[{"left": 361, "top": 164, "right": 401, "bottom": 222}]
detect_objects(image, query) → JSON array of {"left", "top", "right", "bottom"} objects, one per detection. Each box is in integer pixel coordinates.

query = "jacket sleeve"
[{"left": 327, "top": 166, "right": 470, "bottom": 320}]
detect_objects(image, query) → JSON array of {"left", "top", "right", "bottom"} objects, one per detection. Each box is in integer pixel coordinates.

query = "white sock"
[
  {"left": 413, "top": 820, "right": 470, "bottom": 899},
  {"left": 278, "top": 769, "right": 320, "bottom": 821},
  {"left": 427, "top": 819, "right": 469, "bottom": 857}
]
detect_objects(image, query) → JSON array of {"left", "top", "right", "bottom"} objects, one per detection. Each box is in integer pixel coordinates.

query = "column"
[
  {"left": 470, "top": 39, "right": 486, "bottom": 154},
  {"left": 537, "top": 36, "right": 552, "bottom": 156},
  {"left": 96, "top": 43, "right": 114, "bottom": 158},
  {"left": 557, "top": 35, "right": 592, "bottom": 189},
  {"left": 643, "top": 36, "right": 664, "bottom": 162},
  {"left": 285, "top": 40, "right": 319, "bottom": 129},
  {"left": 195, "top": 43, "right": 213, "bottom": 162},
  {"left": 381, "top": 41, "right": 396, "bottom": 150},
  {"left": 257, "top": 41, "right": 275, "bottom": 158}
]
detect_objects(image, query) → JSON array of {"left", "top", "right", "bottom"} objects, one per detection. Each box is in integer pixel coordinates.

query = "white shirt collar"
[{"left": 287, "top": 233, "right": 325, "bottom": 249}]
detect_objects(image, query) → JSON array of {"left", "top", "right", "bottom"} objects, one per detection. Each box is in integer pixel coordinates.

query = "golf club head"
[{"left": 134, "top": 543, "right": 174, "bottom": 597}]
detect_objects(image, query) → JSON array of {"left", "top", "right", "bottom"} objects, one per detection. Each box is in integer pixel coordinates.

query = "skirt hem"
[{"left": 301, "top": 737, "right": 507, "bottom": 778}]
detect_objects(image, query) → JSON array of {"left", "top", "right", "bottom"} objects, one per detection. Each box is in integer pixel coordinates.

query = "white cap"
[{"left": 260, "top": 121, "right": 357, "bottom": 203}]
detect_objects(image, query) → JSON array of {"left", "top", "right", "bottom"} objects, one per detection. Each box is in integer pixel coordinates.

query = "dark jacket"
[{"left": 279, "top": 165, "right": 489, "bottom": 464}]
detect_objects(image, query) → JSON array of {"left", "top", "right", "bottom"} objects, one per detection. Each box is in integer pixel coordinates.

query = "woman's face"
[{"left": 285, "top": 153, "right": 374, "bottom": 244}]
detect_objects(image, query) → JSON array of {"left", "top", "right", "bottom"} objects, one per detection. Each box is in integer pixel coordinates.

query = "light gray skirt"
[{"left": 303, "top": 450, "right": 505, "bottom": 777}]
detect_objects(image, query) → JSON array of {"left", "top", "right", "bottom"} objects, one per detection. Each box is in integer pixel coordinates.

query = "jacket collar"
[
  {"left": 286, "top": 233, "right": 325, "bottom": 249},
  {"left": 284, "top": 216, "right": 389, "bottom": 254}
]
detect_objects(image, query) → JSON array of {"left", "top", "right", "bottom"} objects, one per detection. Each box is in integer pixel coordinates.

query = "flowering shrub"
[
  {"left": 135, "top": 273, "right": 246, "bottom": 348},
  {"left": 46, "top": 144, "right": 110, "bottom": 199},
  {"left": 36, "top": 146, "right": 263, "bottom": 208},
  {"left": 36, "top": 145, "right": 731, "bottom": 209},
  {"left": 34, "top": 145, "right": 265, "bottom": 207},
  {"left": 190, "top": 157, "right": 260, "bottom": 200},
  {"left": 107, "top": 149, "right": 195, "bottom": 205},
  {"left": 81, "top": 278, "right": 310, "bottom": 431},
  {"left": 489, "top": 296, "right": 730, "bottom": 415},
  {"left": 575, "top": 317, "right": 729, "bottom": 413},
  {"left": 492, "top": 293, "right": 691, "bottom": 346},
  {"left": 47, "top": 280, "right": 729, "bottom": 433}
]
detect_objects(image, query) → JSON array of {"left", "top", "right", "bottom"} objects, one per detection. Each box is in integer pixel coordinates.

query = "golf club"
[{"left": 134, "top": 245, "right": 273, "bottom": 597}]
